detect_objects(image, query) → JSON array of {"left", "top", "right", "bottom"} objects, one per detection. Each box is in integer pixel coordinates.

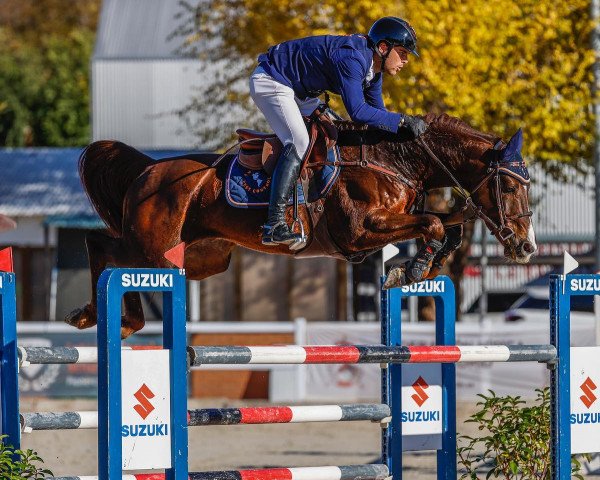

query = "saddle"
[
  {"left": 229, "top": 110, "right": 403, "bottom": 261},
  {"left": 233, "top": 109, "right": 346, "bottom": 257},
  {"left": 236, "top": 108, "right": 338, "bottom": 175}
]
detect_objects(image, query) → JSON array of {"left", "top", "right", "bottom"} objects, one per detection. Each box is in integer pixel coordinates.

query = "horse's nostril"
[{"left": 522, "top": 242, "right": 535, "bottom": 255}]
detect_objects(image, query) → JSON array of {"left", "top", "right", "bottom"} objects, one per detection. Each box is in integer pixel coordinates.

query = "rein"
[{"left": 416, "top": 137, "right": 532, "bottom": 242}]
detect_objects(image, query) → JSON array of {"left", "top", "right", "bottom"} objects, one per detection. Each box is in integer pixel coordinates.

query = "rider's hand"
[{"left": 400, "top": 114, "right": 428, "bottom": 138}]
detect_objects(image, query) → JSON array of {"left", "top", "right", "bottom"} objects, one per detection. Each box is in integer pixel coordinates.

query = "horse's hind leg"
[
  {"left": 121, "top": 291, "right": 144, "bottom": 339},
  {"left": 65, "top": 230, "right": 116, "bottom": 330},
  {"left": 65, "top": 230, "right": 145, "bottom": 338}
]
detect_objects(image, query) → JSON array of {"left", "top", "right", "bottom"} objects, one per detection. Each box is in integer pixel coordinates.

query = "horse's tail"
[{"left": 79, "top": 140, "right": 153, "bottom": 236}]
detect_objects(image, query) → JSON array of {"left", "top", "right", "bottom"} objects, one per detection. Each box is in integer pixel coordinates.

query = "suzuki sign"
[
  {"left": 121, "top": 350, "right": 172, "bottom": 470},
  {"left": 570, "top": 347, "right": 600, "bottom": 454}
]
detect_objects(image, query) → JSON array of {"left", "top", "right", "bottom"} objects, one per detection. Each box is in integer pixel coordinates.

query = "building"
[{"left": 93, "top": 0, "right": 209, "bottom": 149}]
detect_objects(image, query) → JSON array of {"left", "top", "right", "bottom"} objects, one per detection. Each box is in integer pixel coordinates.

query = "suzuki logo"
[
  {"left": 580, "top": 377, "right": 598, "bottom": 409},
  {"left": 133, "top": 383, "right": 155, "bottom": 419},
  {"left": 411, "top": 376, "right": 429, "bottom": 407}
]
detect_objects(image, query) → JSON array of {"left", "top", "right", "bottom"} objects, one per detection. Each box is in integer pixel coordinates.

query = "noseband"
[{"left": 417, "top": 138, "right": 533, "bottom": 242}]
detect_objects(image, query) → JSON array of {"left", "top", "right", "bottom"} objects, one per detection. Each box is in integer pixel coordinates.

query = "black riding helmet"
[{"left": 368, "top": 17, "right": 419, "bottom": 58}]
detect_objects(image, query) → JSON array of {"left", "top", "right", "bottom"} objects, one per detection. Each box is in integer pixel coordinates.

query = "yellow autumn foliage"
[{"left": 188, "top": 0, "right": 594, "bottom": 169}]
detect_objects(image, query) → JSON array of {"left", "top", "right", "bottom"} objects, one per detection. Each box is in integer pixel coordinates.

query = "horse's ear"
[{"left": 501, "top": 128, "right": 523, "bottom": 161}]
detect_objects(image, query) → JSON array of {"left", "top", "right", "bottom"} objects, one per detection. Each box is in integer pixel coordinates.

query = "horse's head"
[{"left": 471, "top": 129, "right": 537, "bottom": 263}]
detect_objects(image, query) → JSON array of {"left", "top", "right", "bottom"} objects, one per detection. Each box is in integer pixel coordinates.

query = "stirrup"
[{"left": 288, "top": 217, "right": 307, "bottom": 251}]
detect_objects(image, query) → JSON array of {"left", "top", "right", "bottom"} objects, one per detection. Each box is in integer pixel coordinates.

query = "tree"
[
  {"left": 176, "top": 0, "right": 594, "bottom": 172},
  {"left": 408, "top": 0, "right": 593, "bottom": 173},
  {"left": 0, "top": 0, "right": 100, "bottom": 42},
  {"left": 0, "top": 0, "right": 100, "bottom": 146}
]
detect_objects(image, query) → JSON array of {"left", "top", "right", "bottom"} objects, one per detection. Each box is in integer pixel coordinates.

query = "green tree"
[{"left": 0, "top": 0, "right": 99, "bottom": 146}]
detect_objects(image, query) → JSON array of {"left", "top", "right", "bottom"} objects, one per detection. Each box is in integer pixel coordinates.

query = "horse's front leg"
[
  {"left": 364, "top": 210, "right": 446, "bottom": 288},
  {"left": 423, "top": 224, "right": 464, "bottom": 280}
]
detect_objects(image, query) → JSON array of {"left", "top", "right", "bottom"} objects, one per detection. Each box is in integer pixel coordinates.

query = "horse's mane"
[
  {"left": 334, "top": 113, "right": 501, "bottom": 173},
  {"left": 334, "top": 113, "right": 498, "bottom": 146}
]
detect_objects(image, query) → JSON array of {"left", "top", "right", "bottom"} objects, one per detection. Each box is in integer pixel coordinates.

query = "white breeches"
[{"left": 249, "top": 66, "right": 321, "bottom": 159}]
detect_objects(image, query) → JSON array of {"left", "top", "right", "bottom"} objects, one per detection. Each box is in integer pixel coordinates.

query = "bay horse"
[{"left": 67, "top": 113, "right": 536, "bottom": 338}]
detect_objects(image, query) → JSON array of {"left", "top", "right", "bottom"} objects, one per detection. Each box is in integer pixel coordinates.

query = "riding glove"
[{"left": 400, "top": 114, "right": 428, "bottom": 138}]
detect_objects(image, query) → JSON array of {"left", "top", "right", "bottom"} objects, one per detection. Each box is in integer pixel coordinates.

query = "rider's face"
[{"left": 384, "top": 46, "right": 410, "bottom": 75}]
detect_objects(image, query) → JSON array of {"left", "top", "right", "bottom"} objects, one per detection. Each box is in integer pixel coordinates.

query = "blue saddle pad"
[{"left": 226, "top": 145, "right": 341, "bottom": 209}]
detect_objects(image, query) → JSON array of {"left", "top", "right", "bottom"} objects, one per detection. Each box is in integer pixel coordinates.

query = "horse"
[{"left": 67, "top": 113, "right": 536, "bottom": 338}]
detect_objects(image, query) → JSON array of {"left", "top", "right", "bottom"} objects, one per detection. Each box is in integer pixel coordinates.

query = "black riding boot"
[{"left": 262, "top": 143, "right": 303, "bottom": 246}]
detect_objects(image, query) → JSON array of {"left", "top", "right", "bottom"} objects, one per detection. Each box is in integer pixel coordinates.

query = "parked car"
[
  {"left": 462, "top": 291, "right": 524, "bottom": 323},
  {"left": 504, "top": 286, "right": 595, "bottom": 322}
]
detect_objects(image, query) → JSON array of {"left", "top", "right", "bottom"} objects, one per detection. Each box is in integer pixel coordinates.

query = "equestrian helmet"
[{"left": 368, "top": 17, "right": 419, "bottom": 57}]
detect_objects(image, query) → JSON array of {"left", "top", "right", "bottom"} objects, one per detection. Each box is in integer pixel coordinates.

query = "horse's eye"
[{"left": 504, "top": 187, "right": 517, "bottom": 194}]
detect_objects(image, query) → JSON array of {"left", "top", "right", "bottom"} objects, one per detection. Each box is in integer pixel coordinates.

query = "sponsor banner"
[
  {"left": 121, "top": 272, "right": 174, "bottom": 289},
  {"left": 305, "top": 325, "right": 381, "bottom": 400},
  {"left": 569, "top": 278, "right": 600, "bottom": 294},
  {"left": 0, "top": 363, "right": 2, "bottom": 431},
  {"left": 121, "top": 349, "right": 171, "bottom": 470},
  {"left": 401, "top": 364, "right": 442, "bottom": 451},
  {"left": 570, "top": 347, "right": 600, "bottom": 454},
  {"left": 19, "top": 333, "right": 97, "bottom": 396},
  {"left": 400, "top": 280, "right": 446, "bottom": 294}
]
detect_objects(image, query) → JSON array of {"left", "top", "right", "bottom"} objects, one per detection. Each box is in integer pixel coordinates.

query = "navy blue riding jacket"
[{"left": 257, "top": 34, "right": 402, "bottom": 133}]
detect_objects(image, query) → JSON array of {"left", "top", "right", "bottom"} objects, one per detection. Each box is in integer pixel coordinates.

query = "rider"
[{"left": 250, "top": 16, "right": 429, "bottom": 247}]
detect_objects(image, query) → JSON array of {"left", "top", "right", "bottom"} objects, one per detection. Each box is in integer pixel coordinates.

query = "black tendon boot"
[
  {"left": 405, "top": 239, "right": 444, "bottom": 283},
  {"left": 262, "top": 143, "right": 303, "bottom": 246},
  {"left": 431, "top": 225, "right": 463, "bottom": 270}
]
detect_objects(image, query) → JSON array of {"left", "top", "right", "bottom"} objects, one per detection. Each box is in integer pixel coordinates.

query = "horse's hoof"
[
  {"left": 383, "top": 266, "right": 409, "bottom": 289},
  {"left": 64, "top": 306, "right": 97, "bottom": 330},
  {"left": 120, "top": 315, "right": 144, "bottom": 339},
  {"left": 121, "top": 326, "right": 136, "bottom": 339}
]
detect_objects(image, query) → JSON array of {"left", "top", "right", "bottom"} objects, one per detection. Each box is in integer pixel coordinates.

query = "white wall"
[
  {"left": 92, "top": 59, "right": 203, "bottom": 149},
  {"left": 0, "top": 217, "right": 56, "bottom": 247}
]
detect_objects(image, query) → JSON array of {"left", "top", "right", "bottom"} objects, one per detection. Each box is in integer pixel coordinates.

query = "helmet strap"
[{"left": 375, "top": 41, "right": 392, "bottom": 74}]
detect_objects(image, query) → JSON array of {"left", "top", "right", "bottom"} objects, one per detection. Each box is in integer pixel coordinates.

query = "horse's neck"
[
  {"left": 420, "top": 141, "right": 489, "bottom": 192},
  {"left": 340, "top": 132, "right": 490, "bottom": 192}
]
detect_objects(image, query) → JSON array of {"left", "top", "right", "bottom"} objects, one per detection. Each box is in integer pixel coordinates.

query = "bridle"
[{"left": 417, "top": 137, "right": 533, "bottom": 243}]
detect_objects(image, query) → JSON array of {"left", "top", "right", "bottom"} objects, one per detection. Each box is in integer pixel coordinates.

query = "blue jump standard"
[
  {"left": 0, "top": 270, "right": 596, "bottom": 479},
  {"left": 97, "top": 268, "right": 189, "bottom": 480}
]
